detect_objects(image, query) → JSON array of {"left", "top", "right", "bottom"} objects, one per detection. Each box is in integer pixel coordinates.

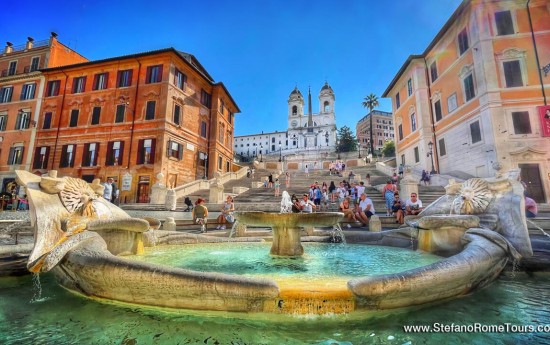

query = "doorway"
[
  {"left": 137, "top": 175, "right": 150, "bottom": 203},
  {"left": 519, "top": 163, "right": 546, "bottom": 203}
]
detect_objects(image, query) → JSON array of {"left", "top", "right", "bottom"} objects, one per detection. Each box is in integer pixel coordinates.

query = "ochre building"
[
  {"left": 383, "top": 0, "right": 550, "bottom": 203},
  {"left": 0, "top": 33, "right": 87, "bottom": 197},
  {"left": 36, "top": 48, "right": 239, "bottom": 203}
]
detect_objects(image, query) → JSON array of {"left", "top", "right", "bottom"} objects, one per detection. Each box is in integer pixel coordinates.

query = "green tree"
[
  {"left": 337, "top": 126, "right": 357, "bottom": 152},
  {"left": 361, "top": 93, "right": 379, "bottom": 156},
  {"left": 381, "top": 140, "right": 395, "bottom": 157}
]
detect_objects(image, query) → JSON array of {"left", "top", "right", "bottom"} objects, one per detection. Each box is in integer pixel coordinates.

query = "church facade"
[{"left": 234, "top": 83, "right": 337, "bottom": 159}]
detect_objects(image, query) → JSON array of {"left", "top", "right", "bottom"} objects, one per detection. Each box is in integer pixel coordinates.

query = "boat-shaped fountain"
[{"left": 15, "top": 169, "right": 532, "bottom": 315}]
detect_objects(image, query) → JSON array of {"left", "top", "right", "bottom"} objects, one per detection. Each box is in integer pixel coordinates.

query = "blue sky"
[{"left": 1, "top": 0, "right": 462, "bottom": 136}]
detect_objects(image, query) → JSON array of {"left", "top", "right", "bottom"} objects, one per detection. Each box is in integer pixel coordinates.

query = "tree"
[
  {"left": 381, "top": 140, "right": 395, "bottom": 157},
  {"left": 362, "top": 93, "right": 379, "bottom": 157},
  {"left": 336, "top": 126, "right": 357, "bottom": 152}
]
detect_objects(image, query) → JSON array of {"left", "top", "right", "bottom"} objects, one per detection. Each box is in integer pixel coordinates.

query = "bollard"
[
  {"left": 163, "top": 217, "right": 177, "bottom": 232},
  {"left": 369, "top": 215, "right": 382, "bottom": 232}
]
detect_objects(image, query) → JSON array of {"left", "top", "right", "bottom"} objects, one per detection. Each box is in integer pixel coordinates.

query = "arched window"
[
  {"left": 292, "top": 105, "right": 297, "bottom": 115},
  {"left": 324, "top": 101, "right": 330, "bottom": 112}
]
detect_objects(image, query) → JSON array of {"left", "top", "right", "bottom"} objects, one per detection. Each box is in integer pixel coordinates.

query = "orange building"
[
  {"left": 383, "top": 0, "right": 550, "bottom": 203},
  {"left": 35, "top": 48, "right": 239, "bottom": 203},
  {"left": 0, "top": 33, "right": 87, "bottom": 196}
]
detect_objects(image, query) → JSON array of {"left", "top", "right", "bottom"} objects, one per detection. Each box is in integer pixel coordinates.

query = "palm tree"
[{"left": 362, "top": 93, "right": 379, "bottom": 158}]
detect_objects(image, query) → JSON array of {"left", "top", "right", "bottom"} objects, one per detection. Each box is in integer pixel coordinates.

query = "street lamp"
[
  {"left": 278, "top": 141, "right": 282, "bottom": 162},
  {"left": 427, "top": 141, "right": 437, "bottom": 174},
  {"left": 203, "top": 153, "right": 208, "bottom": 179},
  {"left": 325, "top": 130, "right": 329, "bottom": 146},
  {"left": 357, "top": 138, "right": 361, "bottom": 158},
  {"left": 336, "top": 137, "right": 341, "bottom": 159},
  {"left": 260, "top": 145, "right": 263, "bottom": 162}
]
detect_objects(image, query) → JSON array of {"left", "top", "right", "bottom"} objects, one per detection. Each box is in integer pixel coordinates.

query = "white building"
[{"left": 234, "top": 83, "right": 337, "bottom": 160}]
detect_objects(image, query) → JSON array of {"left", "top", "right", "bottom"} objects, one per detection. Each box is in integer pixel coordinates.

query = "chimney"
[
  {"left": 26, "top": 37, "right": 34, "bottom": 50},
  {"left": 49, "top": 32, "right": 58, "bottom": 46},
  {"left": 5, "top": 42, "right": 13, "bottom": 54}
]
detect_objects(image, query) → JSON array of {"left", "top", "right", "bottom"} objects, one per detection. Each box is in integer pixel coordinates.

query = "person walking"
[
  {"left": 274, "top": 179, "right": 281, "bottom": 197},
  {"left": 304, "top": 164, "right": 309, "bottom": 178},
  {"left": 268, "top": 173, "right": 274, "bottom": 188},
  {"left": 382, "top": 180, "right": 397, "bottom": 216},
  {"left": 216, "top": 196, "right": 235, "bottom": 230},
  {"left": 285, "top": 172, "right": 290, "bottom": 188},
  {"left": 192, "top": 198, "right": 209, "bottom": 233}
]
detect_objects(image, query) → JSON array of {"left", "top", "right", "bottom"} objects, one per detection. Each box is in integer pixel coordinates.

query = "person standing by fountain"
[
  {"left": 193, "top": 198, "right": 209, "bottom": 233},
  {"left": 313, "top": 185, "right": 322, "bottom": 211},
  {"left": 102, "top": 178, "right": 115, "bottom": 202},
  {"left": 405, "top": 193, "right": 423, "bottom": 216},
  {"left": 299, "top": 194, "right": 316, "bottom": 213},
  {"left": 290, "top": 194, "right": 301, "bottom": 213},
  {"left": 355, "top": 193, "right": 375, "bottom": 227},
  {"left": 382, "top": 180, "right": 397, "bottom": 216},
  {"left": 216, "top": 196, "right": 235, "bottom": 230}
]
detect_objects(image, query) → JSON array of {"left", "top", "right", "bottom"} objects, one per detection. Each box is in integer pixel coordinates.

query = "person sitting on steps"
[
  {"left": 192, "top": 198, "right": 208, "bottom": 233},
  {"left": 216, "top": 196, "right": 235, "bottom": 230}
]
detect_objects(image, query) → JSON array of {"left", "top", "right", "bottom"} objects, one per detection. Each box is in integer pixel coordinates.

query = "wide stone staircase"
[{"left": 121, "top": 162, "right": 447, "bottom": 230}]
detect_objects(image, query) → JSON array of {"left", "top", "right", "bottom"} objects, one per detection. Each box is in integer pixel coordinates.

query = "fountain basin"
[
  {"left": 234, "top": 211, "right": 344, "bottom": 256},
  {"left": 14, "top": 170, "right": 534, "bottom": 316}
]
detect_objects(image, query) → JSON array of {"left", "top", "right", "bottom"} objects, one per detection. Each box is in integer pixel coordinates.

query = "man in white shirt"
[
  {"left": 355, "top": 181, "right": 366, "bottom": 198},
  {"left": 299, "top": 194, "right": 316, "bottom": 213},
  {"left": 102, "top": 178, "right": 114, "bottom": 201},
  {"left": 405, "top": 193, "right": 423, "bottom": 215},
  {"left": 355, "top": 193, "right": 375, "bottom": 226}
]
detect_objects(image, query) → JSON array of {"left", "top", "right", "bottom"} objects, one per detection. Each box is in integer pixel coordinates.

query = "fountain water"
[
  {"left": 280, "top": 191, "right": 293, "bottom": 213},
  {"left": 527, "top": 219, "right": 550, "bottom": 239}
]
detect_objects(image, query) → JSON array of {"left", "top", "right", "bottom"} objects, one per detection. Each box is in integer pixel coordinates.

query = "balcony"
[{"left": 1, "top": 65, "right": 39, "bottom": 78}]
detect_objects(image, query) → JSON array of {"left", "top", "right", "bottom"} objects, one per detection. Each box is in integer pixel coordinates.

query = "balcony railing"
[{"left": 1, "top": 65, "right": 39, "bottom": 77}]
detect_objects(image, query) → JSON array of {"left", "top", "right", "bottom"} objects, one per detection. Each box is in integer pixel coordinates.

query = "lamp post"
[
  {"left": 260, "top": 145, "right": 263, "bottom": 162},
  {"left": 336, "top": 137, "right": 340, "bottom": 159},
  {"left": 427, "top": 141, "right": 437, "bottom": 174},
  {"left": 203, "top": 153, "right": 208, "bottom": 179},
  {"left": 278, "top": 141, "right": 282, "bottom": 162},
  {"left": 357, "top": 138, "right": 361, "bottom": 158}
]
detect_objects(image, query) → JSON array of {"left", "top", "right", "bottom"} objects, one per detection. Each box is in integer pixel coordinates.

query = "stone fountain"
[
  {"left": 234, "top": 191, "right": 344, "bottom": 256},
  {"left": 15, "top": 169, "right": 532, "bottom": 314}
]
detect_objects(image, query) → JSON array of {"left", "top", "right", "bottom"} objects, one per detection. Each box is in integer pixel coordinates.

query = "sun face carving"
[
  {"left": 454, "top": 178, "right": 492, "bottom": 214},
  {"left": 59, "top": 177, "right": 99, "bottom": 215}
]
